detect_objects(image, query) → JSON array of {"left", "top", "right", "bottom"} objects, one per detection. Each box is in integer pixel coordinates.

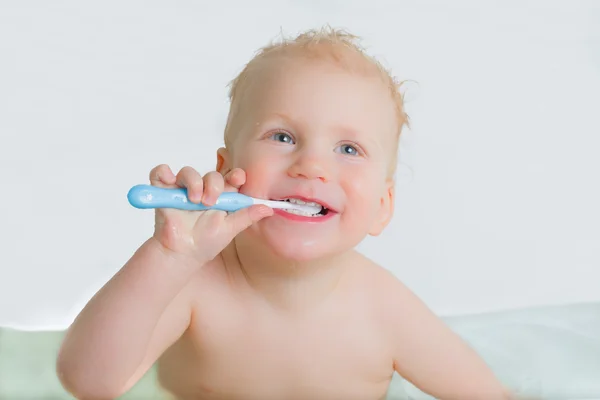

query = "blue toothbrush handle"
[{"left": 127, "top": 184, "right": 254, "bottom": 212}]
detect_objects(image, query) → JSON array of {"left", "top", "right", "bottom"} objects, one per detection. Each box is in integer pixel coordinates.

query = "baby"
[{"left": 56, "top": 27, "right": 514, "bottom": 400}]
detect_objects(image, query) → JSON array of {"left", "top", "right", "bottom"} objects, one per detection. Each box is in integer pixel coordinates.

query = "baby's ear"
[
  {"left": 216, "top": 147, "right": 231, "bottom": 174},
  {"left": 369, "top": 179, "right": 395, "bottom": 236}
]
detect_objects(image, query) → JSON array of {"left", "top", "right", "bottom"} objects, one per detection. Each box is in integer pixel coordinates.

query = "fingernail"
[{"left": 263, "top": 206, "right": 274, "bottom": 216}]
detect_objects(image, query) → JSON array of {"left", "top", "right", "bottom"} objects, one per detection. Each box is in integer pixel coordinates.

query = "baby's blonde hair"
[{"left": 223, "top": 26, "right": 410, "bottom": 175}]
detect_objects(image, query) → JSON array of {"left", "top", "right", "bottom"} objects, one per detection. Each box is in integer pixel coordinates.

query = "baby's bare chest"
[{"left": 157, "top": 294, "right": 394, "bottom": 400}]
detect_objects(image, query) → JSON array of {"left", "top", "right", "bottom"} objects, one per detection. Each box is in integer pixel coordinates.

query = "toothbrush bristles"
[{"left": 258, "top": 199, "right": 321, "bottom": 214}]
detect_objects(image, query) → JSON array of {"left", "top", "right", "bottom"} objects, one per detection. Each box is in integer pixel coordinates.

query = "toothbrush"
[{"left": 127, "top": 184, "right": 322, "bottom": 214}]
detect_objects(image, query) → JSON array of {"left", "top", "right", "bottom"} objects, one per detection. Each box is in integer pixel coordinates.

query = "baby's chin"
[
  {"left": 267, "top": 243, "right": 341, "bottom": 263},
  {"left": 249, "top": 223, "right": 349, "bottom": 262}
]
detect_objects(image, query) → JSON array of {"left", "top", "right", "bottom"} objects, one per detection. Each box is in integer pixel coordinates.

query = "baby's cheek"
[
  {"left": 342, "top": 171, "right": 383, "bottom": 218},
  {"left": 344, "top": 167, "right": 381, "bottom": 198},
  {"left": 237, "top": 157, "right": 275, "bottom": 196}
]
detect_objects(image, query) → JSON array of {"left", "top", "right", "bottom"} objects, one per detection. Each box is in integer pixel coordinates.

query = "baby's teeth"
[
  {"left": 283, "top": 209, "right": 319, "bottom": 217},
  {"left": 287, "top": 198, "right": 306, "bottom": 205},
  {"left": 287, "top": 198, "right": 322, "bottom": 208}
]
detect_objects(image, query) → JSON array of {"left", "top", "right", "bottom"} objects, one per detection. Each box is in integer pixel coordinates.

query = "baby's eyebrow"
[
  {"left": 260, "top": 113, "right": 356, "bottom": 134},
  {"left": 331, "top": 124, "right": 365, "bottom": 139},
  {"left": 269, "top": 112, "right": 295, "bottom": 126},
  {"left": 253, "top": 112, "right": 295, "bottom": 129}
]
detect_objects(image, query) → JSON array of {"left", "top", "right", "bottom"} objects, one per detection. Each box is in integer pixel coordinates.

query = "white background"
[{"left": 1, "top": 1, "right": 598, "bottom": 331}]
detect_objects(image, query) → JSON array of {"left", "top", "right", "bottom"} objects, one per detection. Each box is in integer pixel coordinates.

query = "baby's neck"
[{"left": 222, "top": 237, "right": 352, "bottom": 313}]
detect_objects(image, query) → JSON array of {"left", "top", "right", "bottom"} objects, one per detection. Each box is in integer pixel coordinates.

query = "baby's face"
[{"left": 221, "top": 56, "right": 397, "bottom": 261}]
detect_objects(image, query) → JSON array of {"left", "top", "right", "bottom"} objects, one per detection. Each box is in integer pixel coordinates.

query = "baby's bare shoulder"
[
  {"left": 349, "top": 260, "right": 511, "bottom": 398},
  {"left": 350, "top": 252, "right": 411, "bottom": 297},
  {"left": 348, "top": 252, "right": 429, "bottom": 320}
]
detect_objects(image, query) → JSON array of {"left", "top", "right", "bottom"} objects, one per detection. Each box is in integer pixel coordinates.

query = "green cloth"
[{"left": 0, "top": 328, "right": 164, "bottom": 399}]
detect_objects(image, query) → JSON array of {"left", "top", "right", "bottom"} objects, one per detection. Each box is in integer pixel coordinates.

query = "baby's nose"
[{"left": 288, "top": 155, "right": 330, "bottom": 182}]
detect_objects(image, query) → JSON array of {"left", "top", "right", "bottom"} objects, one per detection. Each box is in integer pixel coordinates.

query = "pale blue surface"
[{"left": 388, "top": 302, "right": 600, "bottom": 399}]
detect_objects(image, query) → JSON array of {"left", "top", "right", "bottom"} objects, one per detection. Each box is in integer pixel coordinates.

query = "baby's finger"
[
  {"left": 149, "top": 164, "right": 177, "bottom": 188},
  {"left": 175, "top": 166, "right": 204, "bottom": 203},
  {"left": 202, "top": 171, "right": 225, "bottom": 206},
  {"left": 225, "top": 205, "right": 273, "bottom": 236},
  {"left": 223, "top": 168, "right": 246, "bottom": 192}
]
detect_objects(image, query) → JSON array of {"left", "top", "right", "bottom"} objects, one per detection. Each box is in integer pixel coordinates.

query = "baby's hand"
[{"left": 149, "top": 164, "right": 273, "bottom": 264}]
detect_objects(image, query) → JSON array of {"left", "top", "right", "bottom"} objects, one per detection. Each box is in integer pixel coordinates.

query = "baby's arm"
[
  {"left": 385, "top": 280, "right": 514, "bottom": 400},
  {"left": 56, "top": 237, "right": 198, "bottom": 399}
]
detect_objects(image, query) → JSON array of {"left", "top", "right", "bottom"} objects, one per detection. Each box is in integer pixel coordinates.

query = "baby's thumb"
[{"left": 225, "top": 204, "right": 273, "bottom": 236}]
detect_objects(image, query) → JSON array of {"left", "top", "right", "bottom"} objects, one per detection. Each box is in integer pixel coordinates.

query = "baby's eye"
[
  {"left": 336, "top": 144, "right": 360, "bottom": 156},
  {"left": 269, "top": 132, "right": 295, "bottom": 144}
]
